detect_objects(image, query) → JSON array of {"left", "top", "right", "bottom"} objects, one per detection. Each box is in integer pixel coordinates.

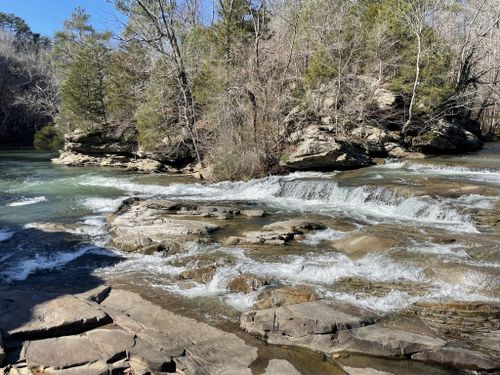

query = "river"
[{"left": 0, "top": 145, "right": 499, "bottom": 373}]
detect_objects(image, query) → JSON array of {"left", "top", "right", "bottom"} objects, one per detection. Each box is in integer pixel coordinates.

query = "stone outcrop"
[
  {"left": 1, "top": 286, "right": 258, "bottom": 375},
  {"left": 64, "top": 125, "right": 137, "bottom": 156},
  {"left": 52, "top": 151, "right": 165, "bottom": 173},
  {"left": 406, "top": 119, "right": 483, "bottom": 154},
  {"left": 0, "top": 291, "right": 111, "bottom": 341},
  {"left": 107, "top": 199, "right": 221, "bottom": 252},
  {"left": 281, "top": 126, "right": 372, "bottom": 171},
  {"left": 241, "top": 299, "right": 500, "bottom": 372},
  {"left": 53, "top": 124, "right": 194, "bottom": 172}
]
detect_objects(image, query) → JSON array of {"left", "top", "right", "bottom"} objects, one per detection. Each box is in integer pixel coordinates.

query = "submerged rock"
[
  {"left": 263, "top": 359, "right": 303, "bottom": 375},
  {"left": 412, "top": 346, "right": 500, "bottom": 371},
  {"left": 343, "top": 367, "right": 396, "bottom": 375},
  {"left": 332, "top": 231, "right": 401, "bottom": 258},
  {"left": 281, "top": 126, "right": 372, "bottom": 171}
]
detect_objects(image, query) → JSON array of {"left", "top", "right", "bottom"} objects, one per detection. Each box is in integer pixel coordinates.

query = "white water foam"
[
  {"left": 8, "top": 196, "right": 47, "bottom": 207},
  {"left": 80, "top": 173, "right": 478, "bottom": 232},
  {"left": 0, "top": 245, "right": 94, "bottom": 281},
  {"left": 380, "top": 161, "right": 500, "bottom": 185},
  {"left": 0, "top": 228, "right": 15, "bottom": 242},
  {"left": 300, "top": 228, "right": 347, "bottom": 245},
  {"left": 81, "top": 197, "right": 126, "bottom": 213},
  {"left": 324, "top": 290, "right": 421, "bottom": 313}
]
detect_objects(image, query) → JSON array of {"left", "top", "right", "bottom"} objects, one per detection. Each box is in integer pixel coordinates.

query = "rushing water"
[{"left": 0, "top": 145, "right": 499, "bottom": 324}]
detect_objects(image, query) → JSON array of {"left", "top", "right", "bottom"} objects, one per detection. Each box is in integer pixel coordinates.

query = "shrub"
[{"left": 33, "top": 123, "right": 64, "bottom": 152}]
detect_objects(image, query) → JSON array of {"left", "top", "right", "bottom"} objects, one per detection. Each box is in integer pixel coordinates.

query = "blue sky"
[{"left": 0, "top": 0, "right": 123, "bottom": 37}]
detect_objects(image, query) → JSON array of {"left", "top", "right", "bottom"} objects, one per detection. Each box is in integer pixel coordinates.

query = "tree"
[
  {"left": 115, "top": 0, "right": 203, "bottom": 165},
  {"left": 53, "top": 7, "right": 112, "bottom": 130}
]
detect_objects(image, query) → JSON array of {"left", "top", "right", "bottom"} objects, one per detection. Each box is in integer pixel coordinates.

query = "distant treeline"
[{"left": 1, "top": 1, "right": 499, "bottom": 176}]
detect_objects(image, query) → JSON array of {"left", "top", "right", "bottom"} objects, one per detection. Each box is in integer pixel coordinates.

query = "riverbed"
[{"left": 1, "top": 144, "right": 499, "bottom": 374}]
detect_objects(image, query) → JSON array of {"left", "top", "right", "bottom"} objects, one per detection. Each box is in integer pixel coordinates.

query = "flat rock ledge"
[
  {"left": 1, "top": 286, "right": 257, "bottom": 375},
  {"left": 241, "top": 300, "right": 500, "bottom": 372}
]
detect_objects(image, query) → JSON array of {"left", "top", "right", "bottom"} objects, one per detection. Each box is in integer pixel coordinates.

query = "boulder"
[
  {"left": 373, "top": 88, "right": 398, "bottom": 110},
  {"left": 384, "top": 142, "right": 425, "bottom": 159},
  {"left": 125, "top": 158, "right": 164, "bottom": 173},
  {"left": 241, "top": 300, "right": 379, "bottom": 352},
  {"left": 262, "top": 220, "right": 326, "bottom": 233},
  {"left": 225, "top": 220, "right": 326, "bottom": 246},
  {"left": 228, "top": 275, "right": 269, "bottom": 294},
  {"left": 334, "top": 324, "right": 446, "bottom": 357},
  {"left": 180, "top": 265, "right": 217, "bottom": 284},
  {"left": 255, "top": 285, "right": 318, "bottom": 310},
  {"left": 281, "top": 126, "right": 372, "bottom": 171},
  {"left": 407, "top": 119, "right": 483, "bottom": 154},
  {"left": 52, "top": 151, "right": 101, "bottom": 167},
  {"left": 263, "top": 359, "right": 303, "bottom": 375}
]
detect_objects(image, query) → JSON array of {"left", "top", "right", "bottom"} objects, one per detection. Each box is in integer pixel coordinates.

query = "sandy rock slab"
[
  {"left": 100, "top": 288, "right": 257, "bottom": 375},
  {"left": 0, "top": 288, "right": 111, "bottom": 341},
  {"left": 23, "top": 329, "right": 134, "bottom": 370},
  {"left": 1, "top": 286, "right": 258, "bottom": 375},
  {"left": 241, "top": 300, "right": 379, "bottom": 352}
]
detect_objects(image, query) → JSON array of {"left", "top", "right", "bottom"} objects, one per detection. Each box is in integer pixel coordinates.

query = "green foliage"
[
  {"left": 106, "top": 40, "right": 149, "bottom": 121},
  {"left": 134, "top": 62, "right": 180, "bottom": 152},
  {"left": 304, "top": 51, "right": 337, "bottom": 87},
  {"left": 33, "top": 123, "right": 63, "bottom": 152},
  {"left": 54, "top": 8, "right": 112, "bottom": 129},
  {"left": 389, "top": 29, "right": 454, "bottom": 113}
]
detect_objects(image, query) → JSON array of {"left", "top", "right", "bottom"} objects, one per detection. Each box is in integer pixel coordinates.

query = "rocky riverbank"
[
  {"left": 51, "top": 81, "right": 487, "bottom": 180},
  {"left": 8, "top": 197, "right": 498, "bottom": 374},
  {"left": 103, "top": 198, "right": 499, "bottom": 373}
]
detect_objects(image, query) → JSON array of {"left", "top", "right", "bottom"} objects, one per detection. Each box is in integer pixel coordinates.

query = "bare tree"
[{"left": 117, "top": 0, "right": 204, "bottom": 165}]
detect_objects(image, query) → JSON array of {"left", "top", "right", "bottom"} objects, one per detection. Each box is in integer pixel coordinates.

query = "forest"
[{"left": 1, "top": 0, "right": 499, "bottom": 179}]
